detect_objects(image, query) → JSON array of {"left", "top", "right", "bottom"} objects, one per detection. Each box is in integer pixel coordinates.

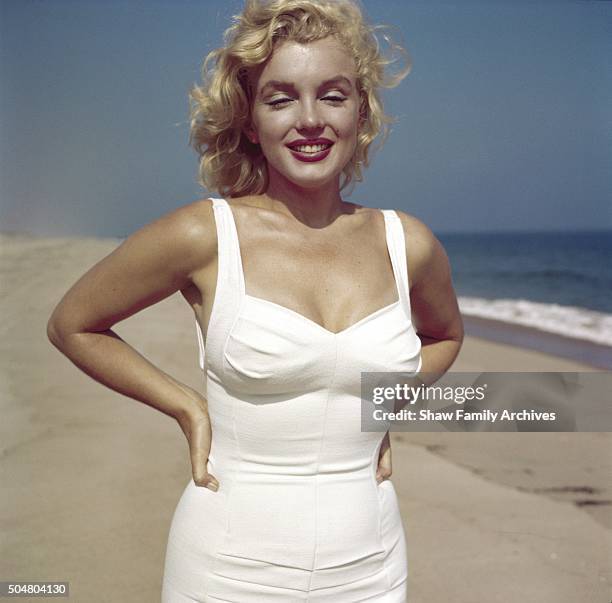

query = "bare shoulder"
[
  {"left": 153, "top": 197, "right": 215, "bottom": 241},
  {"left": 47, "top": 198, "right": 218, "bottom": 337},
  {"left": 394, "top": 209, "right": 437, "bottom": 248},
  {"left": 394, "top": 209, "right": 451, "bottom": 289},
  {"left": 97, "top": 196, "right": 219, "bottom": 291},
  {"left": 135, "top": 197, "right": 217, "bottom": 275}
]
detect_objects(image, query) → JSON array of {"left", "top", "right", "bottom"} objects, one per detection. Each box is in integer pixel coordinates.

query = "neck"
[{"left": 260, "top": 172, "right": 349, "bottom": 229}]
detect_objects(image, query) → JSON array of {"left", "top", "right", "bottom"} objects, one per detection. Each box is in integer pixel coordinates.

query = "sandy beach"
[{"left": 1, "top": 233, "right": 610, "bottom": 602}]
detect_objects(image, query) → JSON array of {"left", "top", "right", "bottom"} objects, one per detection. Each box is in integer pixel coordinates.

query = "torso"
[{"left": 180, "top": 195, "right": 419, "bottom": 340}]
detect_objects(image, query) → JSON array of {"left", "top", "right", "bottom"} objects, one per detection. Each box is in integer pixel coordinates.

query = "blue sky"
[{"left": 1, "top": 0, "right": 610, "bottom": 237}]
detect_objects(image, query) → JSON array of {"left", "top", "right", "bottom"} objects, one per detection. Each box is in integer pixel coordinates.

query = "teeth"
[{"left": 292, "top": 144, "right": 330, "bottom": 153}]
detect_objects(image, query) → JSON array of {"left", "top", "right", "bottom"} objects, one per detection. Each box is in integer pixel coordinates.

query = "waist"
[{"left": 209, "top": 427, "right": 383, "bottom": 478}]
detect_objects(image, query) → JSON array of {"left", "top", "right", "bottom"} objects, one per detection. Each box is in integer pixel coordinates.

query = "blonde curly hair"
[{"left": 189, "top": 0, "right": 411, "bottom": 197}]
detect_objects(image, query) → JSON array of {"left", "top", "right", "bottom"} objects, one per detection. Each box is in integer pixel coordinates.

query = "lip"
[
  {"left": 286, "top": 139, "right": 334, "bottom": 163},
  {"left": 287, "top": 145, "right": 333, "bottom": 163}
]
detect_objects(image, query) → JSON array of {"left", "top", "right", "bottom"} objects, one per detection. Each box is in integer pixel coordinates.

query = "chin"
[
  {"left": 265, "top": 150, "right": 350, "bottom": 191},
  {"left": 277, "top": 166, "right": 344, "bottom": 191},
  {"left": 289, "top": 178, "right": 338, "bottom": 192}
]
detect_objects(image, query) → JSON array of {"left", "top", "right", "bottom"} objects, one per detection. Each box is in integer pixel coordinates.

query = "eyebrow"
[{"left": 260, "top": 75, "right": 353, "bottom": 94}]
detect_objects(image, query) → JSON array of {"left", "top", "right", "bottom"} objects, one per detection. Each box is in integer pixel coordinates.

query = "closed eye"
[
  {"left": 267, "top": 98, "right": 292, "bottom": 107},
  {"left": 266, "top": 95, "right": 347, "bottom": 109}
]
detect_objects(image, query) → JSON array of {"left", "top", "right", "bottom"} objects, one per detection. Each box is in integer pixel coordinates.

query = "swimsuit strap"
[
  {"left": 210, "top": 197, "right": 245, "bottom": 297},
  {"left": 194, "top": 197, "right": 243, "bottom": 370},
  {"left": 381, "top": 210, "right": 413, "bottom": 319}
]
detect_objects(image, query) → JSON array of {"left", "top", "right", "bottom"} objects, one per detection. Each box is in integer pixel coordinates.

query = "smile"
[
  {"left": 292, "top": 143, "right": 330, "bottom": 153},
  {"left": 287, "top": 143, "right": 333, "bottom": 162}
]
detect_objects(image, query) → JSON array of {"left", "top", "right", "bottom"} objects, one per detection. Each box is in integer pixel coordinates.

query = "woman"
[{"left": 47, "top": 0, "right": 463, "bottom": 600}]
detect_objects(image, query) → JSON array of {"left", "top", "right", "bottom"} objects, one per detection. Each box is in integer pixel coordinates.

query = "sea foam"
[{"left": 458, "top": 297, "right": 612, "bottom": 347}]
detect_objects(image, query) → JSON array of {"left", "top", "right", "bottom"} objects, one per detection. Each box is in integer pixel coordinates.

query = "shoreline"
[{"left": 462, "top": 314, "right": 611, "bottom": 370}]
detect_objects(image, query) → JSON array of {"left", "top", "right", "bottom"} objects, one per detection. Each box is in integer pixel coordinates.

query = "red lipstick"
[{"left": 286, "top": 138, "right": 334, "bottom": 163}]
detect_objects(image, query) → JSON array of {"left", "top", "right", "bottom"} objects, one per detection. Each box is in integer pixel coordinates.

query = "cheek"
[
  {"left": 335, "top": 106, "right": 361, "bottom": 135},
  {"left": 336, "top": 116, "right": 360, "bottom": 144},
  {"left": 263, "top": 117, "right": 290, "bottom": 140}
]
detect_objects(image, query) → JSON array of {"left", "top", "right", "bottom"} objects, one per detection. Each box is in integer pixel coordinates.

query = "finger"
[
  {"left": 378, "top": 447, "right": 392, "bottom": 474},
  {"left": 379, "top": 430, "right": 391, "bottom": 455},
  {"left": 376, "top": 473, "right": 391, "bottom": 484},
  {"left": 193, "top": 463, "right": 219, "bottom": 491},
  {"left": 194, "top": 471, "right": 218, "bottom": 490},
  {"left": 376, "top": 469, "right": 391, "bottom": 483},
  {"left": 376, "top": 433, "right": 393, "bottom": 483},
  {"left": 378, "top": 434, "right": 392, "bottom": 469},
  {"left": 190, "top": 418, "right": 219, "bottom": 491},
  {"left": 191, "top": 448, "right": 216, "bottom": 489},
  {"left": 192, "top": 455, "right": 218, "bottom": 490}
]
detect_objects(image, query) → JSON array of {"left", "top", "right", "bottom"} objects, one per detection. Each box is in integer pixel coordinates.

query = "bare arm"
[
  {"left": 47, "top": 198, "right": 219, "bottom": 489},
  {"left": 377, "top": 213, "right": 464, "bottom": 481},
  {"left": 399, "top": 211, "right": 464, "bottom": 383}
]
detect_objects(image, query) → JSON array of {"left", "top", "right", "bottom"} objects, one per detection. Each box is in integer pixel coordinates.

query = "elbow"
[
  {"left": 441, "top": 314, "right": 464, "bottom": 347},
  {"left": 47, "top": 312, "right": 101, "bottom": 349},
  {"left": 453, "top": 327, "right": 465, "bottom": 357},
  {"left": 46, "top": 307, "right": 71, "bottom": 348},
  {"left": 456, "top": 323, "right": 465, "bottom": 346},
  {"left": 46, "top": 317, "right": 63, "bottom": 348},
  {"left": 453, "top": 312, "right": 465, "bottom": 345}
]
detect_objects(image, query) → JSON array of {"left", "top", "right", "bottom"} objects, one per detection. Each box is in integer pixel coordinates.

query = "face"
[{"left": 246, "top": 36, "right": 362, "bottom": 191}]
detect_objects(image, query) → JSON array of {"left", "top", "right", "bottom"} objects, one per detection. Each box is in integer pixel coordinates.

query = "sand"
[{"left": 1, "top": 233, "right": 610, "bottom": 602}]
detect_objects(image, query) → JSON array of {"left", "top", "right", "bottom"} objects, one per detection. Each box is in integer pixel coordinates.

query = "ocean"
[{"left": 436, "top": 230, "right": 612, "bottom": 361}]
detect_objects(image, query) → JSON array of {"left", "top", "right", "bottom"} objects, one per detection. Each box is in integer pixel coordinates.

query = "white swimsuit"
[{"left": 161, "top": 198, "right": 422, "bottom": 602}]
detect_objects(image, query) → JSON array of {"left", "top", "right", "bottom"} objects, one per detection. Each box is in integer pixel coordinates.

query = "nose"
[{"left": 296, "top": 98, "right": 324, "bottom": 131}]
